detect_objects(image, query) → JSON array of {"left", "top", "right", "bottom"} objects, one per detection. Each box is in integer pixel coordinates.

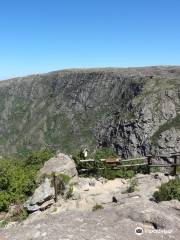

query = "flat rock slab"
[{"left": 1, "top": 201, "right": 179, "bottom": 240}]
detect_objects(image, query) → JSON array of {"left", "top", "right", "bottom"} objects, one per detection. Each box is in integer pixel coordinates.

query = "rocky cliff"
[{"left": 0, "top": 66, "right": 180, "bottom": 157}]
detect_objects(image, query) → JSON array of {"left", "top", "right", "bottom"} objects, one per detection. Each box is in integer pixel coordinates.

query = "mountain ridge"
[{"left": 0, "top": 66, "right": 179, "bottom": 157}]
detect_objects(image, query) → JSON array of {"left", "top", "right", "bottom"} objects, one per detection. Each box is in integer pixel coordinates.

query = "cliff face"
[
  {"left": 98, "top": 76, "right": 180, "bottom": 158},
  {"left": 0, "top": 66, "right": 180, "bottom": 157}
]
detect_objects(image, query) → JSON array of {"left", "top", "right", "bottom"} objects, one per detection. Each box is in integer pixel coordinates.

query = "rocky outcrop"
[
  {"left": 25, "top": 153, "right": 78, "bottom": 212},
  {"left": 39, "top": 153, "right": 78, "bottom": 184},
  {"left": 153, "top": 128, "right": 180, "bottom": 155},
  {"left": 25, "top": 178, "right": 55, "bottom": 213}
]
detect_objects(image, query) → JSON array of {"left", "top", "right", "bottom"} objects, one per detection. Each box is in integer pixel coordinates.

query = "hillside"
[{"left": 0, "top": 66, "right": 180, "bottom": 157}]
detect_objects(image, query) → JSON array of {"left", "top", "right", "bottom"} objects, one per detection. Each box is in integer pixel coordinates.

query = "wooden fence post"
[
  {"left": 52, "top": 172, "right": 58, "bottom": 202},
  {"left": 173, "top": 155, "right": 177, "bottom": 176},
  {"left": 147, "top": 155, "right": 152, "bottom": 174}
]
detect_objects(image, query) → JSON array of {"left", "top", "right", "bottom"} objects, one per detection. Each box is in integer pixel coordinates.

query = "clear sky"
[{"left": 0, "top": 0, "right": 180, "bottom": 79}]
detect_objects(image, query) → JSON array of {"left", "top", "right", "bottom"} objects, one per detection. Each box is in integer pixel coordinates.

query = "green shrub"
[
  {"left": 92, "top": 204, "right": 104, "bottom": 211},
  {"left": 0, "top": 220, "right": 8, "bottom": 228},
  {"left": 24, "top": 150, "right": 54, "bottom": 170},
  {"left": 0, "top": 150, "right": 54, "bottom": 212},
  {"left": 124, "top": 178, "right": 138, "bottom": 193},
  {"left": 0, "top": 191, "right": 10, "bottom": 212},
  {"left": 153, "top": 177, "right": 180, "bottom": 202},
  {"left": 90, "top": 148, "right": 117, "bottom": 161},
  {"left": 0, "top": 159, "right": 37, "bottom": 212},
  {"left": 53, "top": 173, "right": 71, "bottom": 196},
  {"left": 66, "top": 184, "right": 73, "bottom": 199}
]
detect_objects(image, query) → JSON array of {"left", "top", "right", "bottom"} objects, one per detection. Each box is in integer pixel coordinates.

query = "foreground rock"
[
  {"left": 1, "top": 199, "right": 180, "bottom": 240},
  {"left": 1, "top": 173, "right": 179, "bottom": 240}
]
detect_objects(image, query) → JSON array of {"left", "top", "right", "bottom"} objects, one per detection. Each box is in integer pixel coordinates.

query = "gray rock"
[
  {"left": 29, "top": 178, "right": 54, "bottom": 206},
  {"left": 1, "top": 200, "right": 180, "bottom": 240},
  {"left": 25, "top": 204, "right": 40, "bottom": 213},
  {"left": 155, "top": 128, "right": 180, "bottom": 155},
  {"left": 39, "top": 153, "right": 78, "bottom": 184},
  {"left": 25, "top": 153, "right": 78, "bottom": 213},
  {"left": 39, "top": 199, "right": 55, "bottom": 211},
  {"left": 25, "top": 178, "right": 54, "bottom": 213},
  {"left": 93, "top": 192, "right": 113, "bottom": 204}
]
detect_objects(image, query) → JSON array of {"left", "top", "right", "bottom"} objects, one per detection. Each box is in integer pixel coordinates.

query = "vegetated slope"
[{"left": 0, "top": 66, "right": 180, "bottom": 157}]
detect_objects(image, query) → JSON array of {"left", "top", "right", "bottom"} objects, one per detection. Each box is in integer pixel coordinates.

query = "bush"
[
  {"left": 90, "top": 148, "right": 117, "bottom": 160},
  {"left": 66, "top": 184, "right": 73, "bottom": 199},
  {"left": 92, "top": 204, "right": 104, "bottom": 211},
  {"left": 54, "top": 173, "right": 71, "bottom": 196},
  {"left": 123, "top": 178, "right": 138, "bottom": 193},
  {"left": 0, "top": 191, "right": 10, "bottom": 212},
  {"left": 153, "top": 177, "right": 180, "bottom": 202},
  {"left": 24, "top": 150, "right": 54, "bottom": 170},
  {"left": 0, "top": 220, "right": 8, "bottom": 228},
  {"left": 0, "top": 150, "right": 54, "bottom": 212},
  {"left": 0, "top": 159, "right": 36, "bottom": 212}
]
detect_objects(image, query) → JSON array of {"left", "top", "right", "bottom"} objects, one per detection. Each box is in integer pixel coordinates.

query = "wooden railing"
[{"left": 79, "top": 152, "right": 180, "bottom": 176}]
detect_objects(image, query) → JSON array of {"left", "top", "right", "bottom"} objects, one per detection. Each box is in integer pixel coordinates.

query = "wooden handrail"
[
  {"left": 114, "top": 163, "right": 148, "bottom": 168},
  {"left": 121, "top": 157, "right": 147, "bottom": 162},
  {"left": 78, "top": 153, "right": 179, "bottom": 176}
]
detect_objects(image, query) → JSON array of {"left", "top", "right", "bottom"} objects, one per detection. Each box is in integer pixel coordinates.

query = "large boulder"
[
  {"left": 39, "top": 153, "right": 78, "bottom": 184},
  {"left": 25, "top": 153, "right": 78, "bottom": 213}
]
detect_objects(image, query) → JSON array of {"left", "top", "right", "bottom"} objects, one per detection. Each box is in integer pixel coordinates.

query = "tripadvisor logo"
[{"left": 135, "top": 227, "right": 144, "bottom": 235}]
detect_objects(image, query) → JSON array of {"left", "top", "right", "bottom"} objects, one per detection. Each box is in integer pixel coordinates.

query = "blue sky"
[{"left": 0, "top": 0, "right": 180, "bottom": 79}]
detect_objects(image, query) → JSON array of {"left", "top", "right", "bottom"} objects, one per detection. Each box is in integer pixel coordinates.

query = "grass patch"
[
  {"left": 92, "top": 204, "right": 104, "bottom": 211},
  {"left": 123, "top": 178, "right": 138, "bottom": 193},
  {"left": 153, "top": 177, "right": 180, "bottom": 202}
]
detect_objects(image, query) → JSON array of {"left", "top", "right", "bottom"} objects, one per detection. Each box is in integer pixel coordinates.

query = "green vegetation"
[
  {"left": 0, "top": 150, "right": 54, "bottom": 212},
  {"left": 123, "top": 178, "right": 138, "bottom": 193},
  {"left": 24, "top": 150, "right": 54, "bottom": 170},
  {"left": 0, "top": 220, "right": 8, "bottom": 228},
  {"left": 90, "top": 148, "right": 118, "bottom": 160},
  {"left": 92, "top": 204, "right": 104, "bottom": 211},
  {"left": 153, "top": 177, "right": 180, "bottom": 202},
  {"left": 73, "top": 148, "right": 147, "bottom": 180},
  {"left": 151, "top": 114, "right": 180, "bottom": 145},
  {"left": 66, "top": 184, "right": 74, "bottom": 199},
  {"left": 97, "top": 167, "right": 136, "bottom": 180},
  {"left": 54, "top": 173, "right": 71, "bottom": 196}
]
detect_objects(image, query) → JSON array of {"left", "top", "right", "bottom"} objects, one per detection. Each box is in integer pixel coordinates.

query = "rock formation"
[
  {"left": 25, "top": 153, "right": 78, "bottom": 212},
  {"left": 39, "top": 153, "right": 78, "bottom": 184}
]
